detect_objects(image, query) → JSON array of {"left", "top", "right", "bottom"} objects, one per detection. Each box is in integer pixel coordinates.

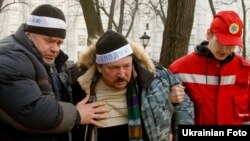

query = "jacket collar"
[{"left": 195, "top": 41, "right": 234, "bottom": 64}]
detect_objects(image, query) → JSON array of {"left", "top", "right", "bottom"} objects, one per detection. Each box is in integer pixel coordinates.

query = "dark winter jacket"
[
  {"left": 0, "top": 24, "right": 80, "bottom": 141},
  {"left": 69, "top": 39, "right": 194, "bottom": 141}
]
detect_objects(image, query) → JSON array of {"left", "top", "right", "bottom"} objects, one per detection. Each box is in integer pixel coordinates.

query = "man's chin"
[
  {"left": 114, "top": 83, "right": 127, "bottom": 89},
  {"left": 43, "top": 59, "right": 55, "bottom": 65}
]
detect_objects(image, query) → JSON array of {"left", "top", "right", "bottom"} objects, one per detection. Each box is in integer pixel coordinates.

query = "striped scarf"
[{"left": 127, "top": 81, "right": 143, "bottom": 141}]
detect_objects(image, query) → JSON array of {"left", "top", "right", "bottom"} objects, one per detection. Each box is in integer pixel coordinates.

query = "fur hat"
[
  {"left": 95, "top": 30, "right": 133, "bottom": 64},
  {"left": 25, "top": 4, "right": 66, "bottom": 39}
]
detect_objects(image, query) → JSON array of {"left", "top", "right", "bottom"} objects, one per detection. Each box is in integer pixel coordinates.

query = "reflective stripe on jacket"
[{"left": 169, "top": 46, "right": 250, "bottom": 125}]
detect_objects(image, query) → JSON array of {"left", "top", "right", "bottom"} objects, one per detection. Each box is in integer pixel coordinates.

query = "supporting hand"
[
  {"left": 75, "top": 95, "right": 112, "bottom": 127},
  {"left": 169, "top": 84, "right": 185, "bottom": 104}
]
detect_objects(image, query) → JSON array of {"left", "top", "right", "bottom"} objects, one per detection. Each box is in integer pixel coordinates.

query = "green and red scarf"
[{"left": 127, "top": 81, "right": 143, "bottom": 141}]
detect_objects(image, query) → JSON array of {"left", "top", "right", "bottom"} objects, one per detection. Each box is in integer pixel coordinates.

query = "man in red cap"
[{"left": 169, "top": 10, "right": 250, "bottom": 125}]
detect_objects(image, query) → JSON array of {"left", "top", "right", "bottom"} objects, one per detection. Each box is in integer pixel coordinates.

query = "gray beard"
[{"left": 43, "top": 58, "right": 55, "bottom": 65}]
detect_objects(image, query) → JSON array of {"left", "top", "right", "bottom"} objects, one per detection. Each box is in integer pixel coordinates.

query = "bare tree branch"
[
  {"left": 208, "top": 0, "right": 216, "bottom": 17},
  {"left": 125, "top": 0, "right": 139, "bottom": 37},
  {"left": 0, "top": 0, "right": 4, "bottom": 10},
  {"left": 148, "top": 0, "right": 168, "bottom": 26},
  {"left": 0, "top": 1, "right": 28, "bottom": 13},
  {"left": 159, "top": 0, "right": 166, "bottom": 22},
  {"left": 98, "top": 4, "right": 118, "bottom": 29},
  {"left": 221, "top": 0, "right": 237, "bottom": 5}
]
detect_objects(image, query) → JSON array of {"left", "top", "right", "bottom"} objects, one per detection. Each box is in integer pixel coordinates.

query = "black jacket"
[{"left": 0, "top": 24, "right": 79, "bottom": 141}]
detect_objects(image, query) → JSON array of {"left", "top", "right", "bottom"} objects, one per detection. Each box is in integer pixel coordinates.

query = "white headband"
[
  {"left": 27, "top": 15, "right": 67, "bottom": 29},
  {"left": 96, "top": 44, "right": 133, "bottom": 64}
]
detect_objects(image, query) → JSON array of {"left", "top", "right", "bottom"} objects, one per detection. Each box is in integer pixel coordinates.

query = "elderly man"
[{"left": 71, "top": 30, "right": 194, "bottom": 141}]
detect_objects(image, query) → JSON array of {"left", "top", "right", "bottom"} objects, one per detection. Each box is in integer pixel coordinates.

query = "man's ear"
[
  {"left": 25, "top": 32, "right": 33, "bottom": 40},
  {"left": 206, "top": 29, "right": 212, "bottom": 41},
  {"left": 96, "top": 64, "right": 102, "bottom": 73}
]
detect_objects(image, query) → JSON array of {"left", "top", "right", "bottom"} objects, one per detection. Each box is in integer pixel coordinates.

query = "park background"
[{"left": 0, "top": 0, "right": 249, "bottom": 67}]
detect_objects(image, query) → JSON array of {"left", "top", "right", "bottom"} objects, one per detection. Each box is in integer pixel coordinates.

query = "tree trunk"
[
  {"left": 117, "top": 0, "right": 125, "bottom": 33},
  {"left": 241, "top": 0, "right": 246, "bottom": 57},
  {"left": 80, "top": 0, "right": 104, "bottom": 44},
  {"left": 107, "top": 0, "right": 115, "bottom": 30},
  {"left": 159, "top": 0, "right": 196, "bottom": 67}
]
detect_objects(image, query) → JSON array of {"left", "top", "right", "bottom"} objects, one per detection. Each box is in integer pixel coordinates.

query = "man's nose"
[
  {"left": 50, "top": 43, "right": 60, "bottom": 53},
  {"left": 117, "top": 68, "right": 126, "bottom": 78},
  {"left": 221, "top": 46, "right": 230, "bottom": 53}
]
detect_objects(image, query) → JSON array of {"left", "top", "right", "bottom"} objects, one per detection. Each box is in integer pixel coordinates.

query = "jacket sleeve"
[
  {"left": 172, "top": 94, "right": 194, "bottom": 141},
  {"left": 0, "top": 50, "right": 79, "bottom": 134},
  {"left": 161, "top": 68, "right": 194, "bottom": 141},
  {"left": 245, "top": 74, "right": 250, "bottom": 123},
  {"left": 0, "top": 102, "right": 80, "bottom": 134}
]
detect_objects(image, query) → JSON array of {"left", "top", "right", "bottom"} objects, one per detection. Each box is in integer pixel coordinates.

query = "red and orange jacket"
[{"left": 169, "top": 41, "right": 250, "bottom": 125}]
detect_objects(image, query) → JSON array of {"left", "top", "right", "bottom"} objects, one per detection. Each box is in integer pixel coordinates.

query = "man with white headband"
[
  {"left": 70, "top": 30, "right": 194, "bottom": 141},
  {"left": 0, "top": 4, "right": 110, "bottom": 141}
]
